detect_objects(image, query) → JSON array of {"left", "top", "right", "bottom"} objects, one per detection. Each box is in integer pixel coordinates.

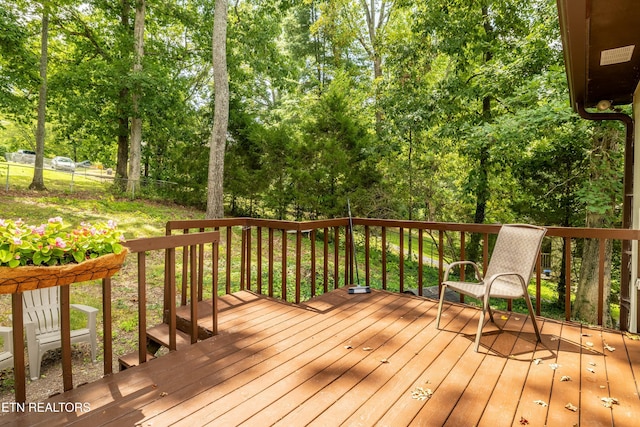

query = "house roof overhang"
[{"left": 557, "top": 0, "right": 640, "bottom": 111}]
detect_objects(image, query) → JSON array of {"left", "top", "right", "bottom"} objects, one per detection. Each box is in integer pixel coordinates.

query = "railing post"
[
  {"left": 11, "top": 293, "right": 26, "bottom": 403},
  {"left": 282, "top": 229, "right": 287, "bottom": 300},
  {"left": 418, "top": 228, "right": 423, "bottom": 296},
  {"left": 565, "top": 237, "right": 572, "bottom": 321},
  {"left": 168, "top": 248, "right": 177, "bottom": 350},
  {"left": 399, "top": 227, "right": 404, "bottom": 293},
  {"left": 226, "top": 226, "right": 232, "bottom": 294},
  {"left": 323, "top": 227, "right": 329, "bottom": 293},
  {"left": 257, "top": 227, "right": 263, "bottom": 294},
  {"left": 365, "top": 225, "right": 370, "bottom": 287},
  {"left": 598, "top": 239, "right": 606, "bottom": 326},
  {"left": 458, "top": 231, "right": 465, "bottom": 303},
  {"left": 269, "top": 228, "right": 274, "bottom": 297},
  {"left": 190, "top": 243, "right": 198, "bottom": 343},
  {"left": 311, "top": 229, "right": 317, "bottom": 297},
  {"left": 381, "top": 226, "right": 387, "bottom": 290},
  {"left": 103, "top": 277, "right": 113, "bottom": 374},
  {"left": 212, "top": 240, "right": 219, "bottom": 335},
  {"left": 296, "top": 229, "right": 302, "bottom": 303},
  {"left": 60, "top": 285, "right": 72, "bottom": 391},
  {"left": 334, "top": 227, "right": 340, "bottom": 289},
  {"left": 138, "top": 251, "right": 147, "bottom": 366}
]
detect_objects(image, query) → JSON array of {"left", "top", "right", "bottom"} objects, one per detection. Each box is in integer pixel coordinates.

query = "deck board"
[{"left": 3, "top": 288, "right": 639, "bottom": 427}]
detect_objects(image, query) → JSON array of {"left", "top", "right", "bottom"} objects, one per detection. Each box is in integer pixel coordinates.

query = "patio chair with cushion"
[
  {"left": 436, "top": 224, "right": 546, "bottom": 352},
  {"left": 0, "top": 326, "right": 14, "bottom": 371},
  {"left": 23, "top": 287, "right": 98, "bottom": 380}
]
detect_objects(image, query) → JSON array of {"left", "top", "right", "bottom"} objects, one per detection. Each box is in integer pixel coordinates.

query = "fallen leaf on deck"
[
  {"left": 159, "top": 392, "right": 168, "bottom": 397},
  {"left": 533, "top": 358, "right": 542, "bottom": 365},
  {"left": 380, "top": 358, "right": 389, "bottom": 364},
  {"left": 534, "top": 400, "right": 548, "bottom": 407},
  {"left": 589, "top": 361, "right": 596, "bottom": 366},
  {"left": 501, "top": 315, "right": 508, "bottom": 320},
  {"left": 582, "top": 333, "right": 592, "bottom": 337},
  {"left": 411, "top": 387, "right": 433, "bottom": 401},
  {"left": 550, "top": 336, "right": 560, "bottom": 341},
  {"left": 585, "top": 341, "right": 594, "bottom": 347},
  {"left": 587, "top": 368, "right": 596, "bottom": 373},
  {"left": 560, "top": 375, "right": 571, "bottom": 382},
  {"left": 362, "top": 347, "right": 373, "bottom": 351},
  {"left": 344, "top": 345, "right": 353, "bottom": 349},
  {"left": 599, "top": 385, "right": 606, "bottom": 389},
  {"left": 601, "top": 397, "right": 619, "bottom": 408},
  {"left": 519, "top": 416, "right": 529, "bottom": 425},
  {"left": 565, "top": 403, "right": 578, "bottom": 412},
  {"left": 624, "top": 331, "right": 640, "bottom": 340},
  {"left": 549, "top": 363, "right": 560, "bottom": 370},
  {"left": 604, "top": 343, "right": 615, "bottom": 352}
]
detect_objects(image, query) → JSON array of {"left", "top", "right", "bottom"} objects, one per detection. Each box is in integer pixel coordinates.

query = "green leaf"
[{"left": 72, "top": 251, "right": 85, "bottom": 263}]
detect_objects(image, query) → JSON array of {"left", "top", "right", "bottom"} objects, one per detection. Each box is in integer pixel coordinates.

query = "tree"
[
  {"left": 206, "top": 0, "right": 229, "bottom": 219},
  {"left": 127, "top": 0, "right": 145, "bottom": 195},
  {"left": 573, "top": 123, "right": 624, "bottom": 327},
  {"left": 29, "top": 3, "right": 50, "bottom": 191}
]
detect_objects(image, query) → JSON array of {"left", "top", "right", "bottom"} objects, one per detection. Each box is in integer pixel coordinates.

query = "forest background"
[{"left": 0, "top": 1, "right": 629, "bottom": 324}]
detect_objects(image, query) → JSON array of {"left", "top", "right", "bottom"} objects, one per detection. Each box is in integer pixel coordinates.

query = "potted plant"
[{"left": 0, "top": 217, "right": 128, "bottom": 293}]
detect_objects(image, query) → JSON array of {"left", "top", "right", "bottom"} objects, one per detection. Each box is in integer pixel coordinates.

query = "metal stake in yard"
[{"left": 347, "top": 199, "right": 370, "bottom": 294}]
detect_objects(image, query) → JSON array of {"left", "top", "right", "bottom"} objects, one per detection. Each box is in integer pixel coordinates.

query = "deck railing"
[
  {"left": 4, "top": 218, "right": 640, "bottom": 404},
  {"left": 166, "top": 218, "right": 640, "bottom": 331}
]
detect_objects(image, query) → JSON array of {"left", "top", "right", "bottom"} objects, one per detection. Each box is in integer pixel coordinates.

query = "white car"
[{"left": 51, "top": 156, "right": 76, "bottom": 172}]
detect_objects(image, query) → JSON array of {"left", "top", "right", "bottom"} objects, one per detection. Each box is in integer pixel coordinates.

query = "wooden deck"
[{"left": 3, "top": 288, "right": 640, "bottom": 426}]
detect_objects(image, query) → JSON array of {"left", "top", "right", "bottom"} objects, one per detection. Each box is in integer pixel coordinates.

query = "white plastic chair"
[
  {"left": 0, "top": 326, "right": 14, "bottom": 371},
  {"left": 436, "top": 224, "right": 546, "bottom": 352},
  {"left": 22, "top": 287, "right": 98, "bottom": 380}
]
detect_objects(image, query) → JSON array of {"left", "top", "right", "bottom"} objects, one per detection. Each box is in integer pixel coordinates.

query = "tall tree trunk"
[
  {"left": 358, "top": 0, "right": 388, "bottom": 135},
  {"left": 573, "top": 126, "right": 620, "bottom": 327},
  {"left": 574, "top": 216, "right": 613, "bottom": 327},
  {"left": 128, "top": 0, "right": 145, "bottom": 196},
  {"left": 29, "top": 8, "right": 49, "bottom": 191},
  {"left": 115, "top": 0, "right": 131, "bottom": 189},
  {"left": 206, "top": 0, "right": 229, "bottom": 219},
  {"left": 466, "top": 7, "right": 493, "bottom": 267}
]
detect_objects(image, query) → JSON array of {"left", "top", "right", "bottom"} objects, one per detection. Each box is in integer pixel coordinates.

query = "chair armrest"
[
  {"left": 71, "top": 304, "right": 98, "bottom": 330},
  {"left": 71, "top": 304, "right": 98, "bottom": 315},
  {"left": 443, "top": 261, "right": 482, "bottom": 282}
]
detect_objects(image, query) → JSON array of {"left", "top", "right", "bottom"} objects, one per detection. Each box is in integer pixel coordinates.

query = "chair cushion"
[{"left": 444, "top": 278, "right": 526, "bottom": 300}]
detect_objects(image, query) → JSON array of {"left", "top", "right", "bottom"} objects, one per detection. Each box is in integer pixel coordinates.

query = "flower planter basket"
[{"left": 0, "top": 250, "right": 128, "bottom": 294}]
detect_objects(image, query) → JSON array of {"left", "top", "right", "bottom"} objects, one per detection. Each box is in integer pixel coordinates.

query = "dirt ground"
[{"left": 0, "top": 343, "right": 118, "bottom": 404}]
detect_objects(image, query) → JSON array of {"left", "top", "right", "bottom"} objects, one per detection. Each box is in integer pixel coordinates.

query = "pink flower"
[
  {"left": 0, "top": 219, "right": 5, "bottom": 227},
  {"left": 13, "top": 237, "right": 22, "bottom": 245},
  {"left": 48, "top": 217, "right": 63, "bottom": 224},
  {"left": 32, "top": 225, "right": 46, "bottom": 236},
  {"left": 55, "top": 237, "right": 67, "bottom": 248}
]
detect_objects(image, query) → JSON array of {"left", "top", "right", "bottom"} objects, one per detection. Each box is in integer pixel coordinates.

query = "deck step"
[
  {"left": 118, "top": 351, "right": 156, "bottom": 371},
  {"left": 146, "top": 323, "right": 194, "bottom": 351},
  {"left": 173, "top": 300, "right": 216, "bottom": 340}
]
